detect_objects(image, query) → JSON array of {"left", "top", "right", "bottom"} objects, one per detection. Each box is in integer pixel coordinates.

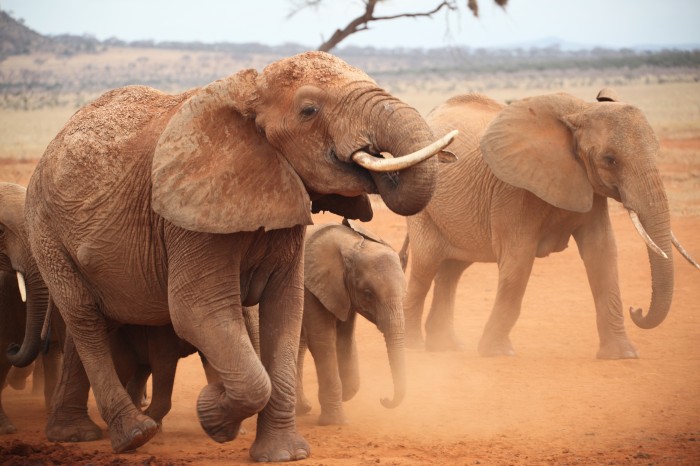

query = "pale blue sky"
[{"left": 3, "top": 0, "right": 699, "bottom": 50}]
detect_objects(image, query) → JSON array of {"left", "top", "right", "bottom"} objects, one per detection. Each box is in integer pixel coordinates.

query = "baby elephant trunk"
[{"left": 379, "top": 301, "right": 406, "bottom": 409}]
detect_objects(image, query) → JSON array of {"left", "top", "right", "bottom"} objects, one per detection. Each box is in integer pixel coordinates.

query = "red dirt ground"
[{"left": 1, "top": 138, "right": 699, "bottom": 465}]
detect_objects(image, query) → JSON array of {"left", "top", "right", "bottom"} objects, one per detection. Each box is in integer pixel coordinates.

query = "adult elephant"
[
  {"left": 296, "top": 219, "right": 406, "bottom": 426},
  {"left": 402, "top": 90, "right": 698, "bottom": 359},
  {"left": 0, "top": 182, "right": 64, "bottom": 434},
  {"left": 16, "top": 51, "right": 454, "bottom": 460}
]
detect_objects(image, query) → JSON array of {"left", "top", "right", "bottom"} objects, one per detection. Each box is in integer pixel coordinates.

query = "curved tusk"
[
  {"left": 672, "top": 231, "right": 700, "bottom": 270},
  {"left": 627, "top": 209, "right": 668, "bottom": 259},
  {"left": 16, "top": 271, "right": 27, "bottom": 303},
  {"left": 351, "top": 129, "right": 458, "bottom": 172}
]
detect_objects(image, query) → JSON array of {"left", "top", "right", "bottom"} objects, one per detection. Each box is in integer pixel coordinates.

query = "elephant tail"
[{"left": 399, "top": 234, "right": 410, "bottom": 272}]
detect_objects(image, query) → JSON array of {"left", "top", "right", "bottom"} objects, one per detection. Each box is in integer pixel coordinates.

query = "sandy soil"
[{"left": 1, "top": 137, "right": 699, "bottom": 465}]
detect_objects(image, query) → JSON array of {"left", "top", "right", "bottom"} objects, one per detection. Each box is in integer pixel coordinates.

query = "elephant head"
[
  {"left": 0, "top": 182, "right": 49, "bottom": 367},
  {"left": 480, "top": 89, "right": 698, "bottom": 330},
  {"left": 150, "top": 51, "right": 455, "bottom": 236},
  {"left": 304, "top": 220, "right": 407, "bottom": 409}
]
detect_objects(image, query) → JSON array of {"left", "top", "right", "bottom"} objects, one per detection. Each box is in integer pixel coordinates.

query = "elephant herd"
[{"left": 0, "top": 51, "right": 697, "bottom": 462}]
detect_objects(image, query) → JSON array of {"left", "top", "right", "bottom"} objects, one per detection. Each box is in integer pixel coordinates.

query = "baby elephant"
[{"left": 296, "top": 219, "right": 406, "bottom": 426}]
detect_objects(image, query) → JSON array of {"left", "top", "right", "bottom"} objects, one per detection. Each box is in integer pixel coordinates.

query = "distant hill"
[
  {"left": 0, "top": 9, "right": 50, "bottom": 59},
  {"left": 1, "top": 9, "right": 107, "bottom": 60}
]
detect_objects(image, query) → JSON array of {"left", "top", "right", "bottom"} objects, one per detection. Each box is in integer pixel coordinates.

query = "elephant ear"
[
  {"left": 152, "top": 70, "right": 312, "bottom": 234},
  {"left": 0, "top": 183, "right": 27, "bottom": 242},
  {"left": 480, "top": 93, "right": 594, "bottom": 213},
  {"left": 596, "top": 88, "right": 620, "bottom": 102},
  {"left": 304, "top": 225, "right": 351, "bottom": 321},
  {"left": 341, "top": 218, "right": 390, "bottom": 247}
]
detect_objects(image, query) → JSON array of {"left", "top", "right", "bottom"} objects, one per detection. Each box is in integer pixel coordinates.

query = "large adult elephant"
[
  {"left": 16, "top": 51, "right": 454, "bottom": 461},
  {"left": 296, "top": 220, "right": 406, "bottom": 426},
  {"left": 402, "top": 90, "right": 698, "bottom": 359},
  {"left": 0, "top": 182, "right": 64, "bottom": 434}
]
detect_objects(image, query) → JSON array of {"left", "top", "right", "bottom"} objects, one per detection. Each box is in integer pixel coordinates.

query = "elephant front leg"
[
  {"left": 574, "top": 211, "right": 638, "bottom": 359},
  {"left": 295, "top": 333, "right": 312, "bottom": 415},
  {"left": 250, "top": 257, "right": 310, "bottom": 462},
  {"left": 478, "top": 253, "right": 534, "bottom": 357},
  {"left": 403, "top": 259, "right": 440, "bottom": 349},
  {"left": 303, "top": 291, "right": 347, "bottom": 426}
]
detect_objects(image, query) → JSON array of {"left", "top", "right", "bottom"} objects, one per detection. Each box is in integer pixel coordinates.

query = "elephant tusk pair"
[
  {"left": 628, "top": 209, "right": 700, "bottom": 268},
  {"left": 351, "top": 130, "right": 459, "bottom": 172},
  {"left": 16, "top": 271, "right": 27, "bottom": 303}
]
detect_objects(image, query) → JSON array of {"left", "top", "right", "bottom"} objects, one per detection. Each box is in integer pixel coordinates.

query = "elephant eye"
[
  {"left": 300, "top": 105, "right": 319, "bottom": 119},
  {"left": 603, "top": 155, "right": 617, "bottom": 167},
  {"left": 363, "top": 289, "right": 374, "bottom": 302}
]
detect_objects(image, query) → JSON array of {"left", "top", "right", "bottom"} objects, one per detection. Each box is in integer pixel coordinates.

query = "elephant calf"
[{"left": 296, "top": 220, "right": 406, "bottom": 426}]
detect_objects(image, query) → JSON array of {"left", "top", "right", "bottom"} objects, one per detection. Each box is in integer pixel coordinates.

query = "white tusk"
[
  {"left": 627, "top": 209, "right": 668, "bottom": 259},
  {"left": 351, "top": 130, "right": 458, "bottom": 172},
  {"left": 671, "top": 231, "right": 700, "bottom": 270},
  {"left": 16, "top": 271, "right": 27, "bottom": 302}
]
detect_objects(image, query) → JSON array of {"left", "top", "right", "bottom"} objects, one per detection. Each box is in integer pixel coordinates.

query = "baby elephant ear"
[
  {"left": 480, "top": 93, "right": 594, "bottom": 213},
  {"left": 152, "top": 70, "right": 312, "bottom": 234}
]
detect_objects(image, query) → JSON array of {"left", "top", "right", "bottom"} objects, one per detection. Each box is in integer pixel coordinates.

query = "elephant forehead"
[{"left": 260, "top": 51, "right": 374, "bottom": 89}]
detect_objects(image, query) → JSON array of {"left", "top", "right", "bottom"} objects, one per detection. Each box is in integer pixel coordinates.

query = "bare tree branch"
[{"left": 291, "top": 0, "right": 508, "bottom": 52}]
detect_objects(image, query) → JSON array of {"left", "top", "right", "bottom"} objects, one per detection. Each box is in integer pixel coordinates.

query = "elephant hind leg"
[{"left": 425, "top": 259, "right": 470, "bottom": 352}]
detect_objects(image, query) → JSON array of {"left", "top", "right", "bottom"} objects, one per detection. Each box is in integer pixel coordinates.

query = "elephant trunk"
[
  {"left": 379, "top": 300, "right": 406, "bottom": 409},
  {"left": 7, "top": 270, "right": 49, "bottom": 367},
  {"left": 625, "top": 171, "right": 674, "bottom": 329},
  {"left": 370, "top": 101, "right": 439, "bottom": 216}
]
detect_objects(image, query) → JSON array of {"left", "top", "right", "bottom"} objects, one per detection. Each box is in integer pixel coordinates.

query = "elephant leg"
[
  {"left": 295, "top": 332, "right": 312, "bottom": 415},
  {"left": 403, "top": 257, "right": 440, "bottom": 349},
  {"left": 54, "top": 303, "right": 156, "bottom": 452},
  {"left": 303, "top": 291, "right": 347, "bottom": 426},
  {"left": 0, "top": 360, "right": 17, "bottom": 434},
  {"left": 424, "top": 259, "right": 470, "bottom": 352},
  {"left": 167, "top": 234, "right": 271, "bottom": 447},
  {"left": 46, "top": 333, "right": 103, "bottom": 442},
  {"left": 574, "top": 208, "right": 638, "bottom": 359},
  {"left": 250, "top": 239, "right": 309, "bottom": 461},
  {"left": 478, "top": 253, "right": 534, "bottom": 357},
  {"left": 336, "top": 312, "right": 359, "bottom": 402},
  {"left": 125, "top": 365, "right": 151, "bottom": 410},
  {"left": 41, "top": 344, "right": 63, "bottom": 412}
]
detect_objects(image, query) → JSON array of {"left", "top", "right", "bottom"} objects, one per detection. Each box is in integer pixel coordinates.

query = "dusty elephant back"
[{"left": 412, "top": 94, "right": 505, "bottom": 260}]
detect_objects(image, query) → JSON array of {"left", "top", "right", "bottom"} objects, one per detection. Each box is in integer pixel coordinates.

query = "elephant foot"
[
  {"left": 318, "top": 405, "right": 348, "bottom": 426},
  {"left": 0, "top": 414, "right": 17, "bottom": 434},
  {"left": 405, "top": 329, "right": 424, "bottom": 350},
  {"left": 250, "top": 430, "right": 310, "bottom": 462},
  {"left": 597, "top": 338, "right": 639, "bottom": 360},
  {"left": 295, "top": 396, "right": 312, "bottom": 415},
  {"left": 108, "top": 412, "right": 159, "bottom": 453},
  {"left": 425, "top": 331, "right": 465, "bottom": 352},
  {"left": 46, "top": 413, "right": 103, "bottom": 442},
  {"left": 196, "top": 382, "right": 248, "bottom": 443},
  {"left": 478, "top": 336, "right": 516, "bottom": 357}
]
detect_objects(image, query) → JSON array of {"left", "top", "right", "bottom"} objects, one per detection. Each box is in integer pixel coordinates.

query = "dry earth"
[{"left": 0, "top": 131, "right": 699, "bottom": 465}]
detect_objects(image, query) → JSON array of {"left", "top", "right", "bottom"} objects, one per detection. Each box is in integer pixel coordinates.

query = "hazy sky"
[{"left": 3, "top": 0, "right": 699, "bottom": 50}]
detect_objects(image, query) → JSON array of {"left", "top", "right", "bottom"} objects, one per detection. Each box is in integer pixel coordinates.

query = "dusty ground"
[{"left": 1, "top": 136, "right": 699, "bottom": 465}]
